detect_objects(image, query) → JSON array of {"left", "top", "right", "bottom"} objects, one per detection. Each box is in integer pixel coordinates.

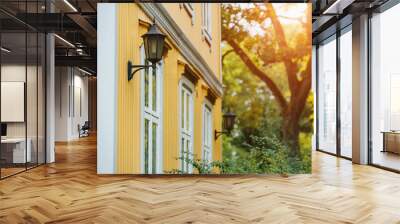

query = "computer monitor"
[{"left": 1, "top": 123, "right": 7, "bottom": 137}]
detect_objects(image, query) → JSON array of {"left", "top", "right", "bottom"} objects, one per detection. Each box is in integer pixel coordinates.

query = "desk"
[
  {"left": 382, "top": 131, "right": 400, "bottom": 154},
  {"left": 1, "top": 138, "right": 31, "bottom": 163}
]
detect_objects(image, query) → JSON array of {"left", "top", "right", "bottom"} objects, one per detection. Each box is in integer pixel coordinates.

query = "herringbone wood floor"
[{"left": 1, "top": 135, "right": 400, "bottom": 223}]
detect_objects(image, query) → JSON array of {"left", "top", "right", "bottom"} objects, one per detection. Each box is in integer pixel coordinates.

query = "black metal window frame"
[
  {"left": 0, "top": 0, "right": 48, "bottom": 180},
  {"left": 315, "top": 0, "right": 400, "bottom": 173},
  {"left": 367, "top": 0, "right": 400, "bottom": 173},
  {"left": 315, "top": 23, "right": 352, "bottom": 161}
]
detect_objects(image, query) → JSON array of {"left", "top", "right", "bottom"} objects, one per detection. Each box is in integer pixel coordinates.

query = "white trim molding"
[
  {"left": 202, "top": 99, "right": 213, "bottom": 162},
  {"left": 179, "top": 77, "right": 195, "bottom": 174},
  {"left": 183, "top": 3, "right": 195, "bottom": 25},
  {"left": 201, "top": 3, "right": 212, "bottom": 46},
  {"left": 140, "top": 45, "right": 164, "bottom": 174},
  {"left": 139, "top": 3, "right": 223, "bottom": 97}
]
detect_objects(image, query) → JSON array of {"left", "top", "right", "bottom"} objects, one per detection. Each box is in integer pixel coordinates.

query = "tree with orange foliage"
[{"left": 222, "top": 3, "right": 312, "bottom": 154}]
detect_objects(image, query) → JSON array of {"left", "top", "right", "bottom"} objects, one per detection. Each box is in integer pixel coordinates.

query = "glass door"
[
  {"left": 339, "top": 27, "right": 352, "bottom": 158},
  {"left": 317, "top": 35, "right": 337, "bottom": 155},
  {"left": 0, "top": 1, "right": 47, "bottom": 179}
]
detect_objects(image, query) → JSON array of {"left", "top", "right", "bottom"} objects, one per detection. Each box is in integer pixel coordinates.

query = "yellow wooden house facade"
[{"left": 97, "top": 3, "right": 223, "bottom": 174}]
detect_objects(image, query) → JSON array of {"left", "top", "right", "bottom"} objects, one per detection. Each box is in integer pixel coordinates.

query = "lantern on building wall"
[
  {"left": 128, "top": 23, "right": 166, "bottom": 81},
  {"left": 215, "top": 110, "right": 236, "bottom": 140}
]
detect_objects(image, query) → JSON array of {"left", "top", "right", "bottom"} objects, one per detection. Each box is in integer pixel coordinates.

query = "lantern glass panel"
[{"left": 149, "top": 37, "right": 157, "bottom": 59}]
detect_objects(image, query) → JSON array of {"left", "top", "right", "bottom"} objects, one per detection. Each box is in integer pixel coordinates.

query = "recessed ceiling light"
[
  {"left": 78, "top": 67, "right": 93, "bottom": 76},
  {"left": 1, "top": 47, "right": 11, "bottom": 53},
  {"left": 63, "top": 0, "right": 78, "bottom": 12},
  {"left": 54, "top": 34, "right": 75, "bottom": 48},
  {"left": 323, "top": 0, "right": 355, "bottom": 15}
]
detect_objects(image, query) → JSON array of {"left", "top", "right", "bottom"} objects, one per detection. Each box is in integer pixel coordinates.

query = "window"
[
  {"left": 202, "top": 101, "right": 213, "bottom": 162},
  {"left": 339, "top": 28, "right": 352, "bottom": 158},
  {"left": 0, "top": 1, "right": 46, "bottom": 179},
  {"left": 183, "top": 3, "right": 195, "bottom": 25},
  {"left": 370, "top": 4, "right": 400, "bottom": 171},
  {"left": 179, "top": 78, "right": 194, "bottom": 173},
  {"left": 202, "top": 3, "right": 212, "bottom": 44},
  {"left": 141, "top": 46, "right": 163, "bottom": 174},
  {"left": 317, "top": 36, "right": 337, "bottom": 154}
]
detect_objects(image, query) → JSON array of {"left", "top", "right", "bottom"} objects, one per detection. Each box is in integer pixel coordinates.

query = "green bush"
[
  {"left": 166, "top": 133, "right": 310, "bottom": 175},
  {"left": 221, "top": 134, "right": 311, "bottom": 174}
]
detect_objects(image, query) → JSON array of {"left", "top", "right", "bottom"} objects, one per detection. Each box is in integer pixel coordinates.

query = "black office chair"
[{"left": 78, "top": 121, "right": 90, "bottom": 138}]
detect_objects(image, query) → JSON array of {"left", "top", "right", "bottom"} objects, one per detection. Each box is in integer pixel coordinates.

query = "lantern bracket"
[
  {"left": 214, "top": 130, "right": 228, "bottom": 140},
  {"left": 127, "top": 61, "right": 155, "bottom": 81}
]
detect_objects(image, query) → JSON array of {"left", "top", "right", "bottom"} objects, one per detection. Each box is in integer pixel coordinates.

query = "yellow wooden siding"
[
  {"left": 194, "top": 82, "right": 207, "bottom": 160},
  {"left": 116, "top": 4, "right": 141, "bottom": 173},
  {"left": 161, "top": 3, "right": 221, "bottom": 80},
  {"left": 162, "top": 50, "right": 181, "bottom": 172},
  {"left": 213, "top": 98, "right": 222, "bottom": 162}
]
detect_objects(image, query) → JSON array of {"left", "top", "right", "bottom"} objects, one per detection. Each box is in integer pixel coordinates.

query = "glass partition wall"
[
  {"left": 317, "top": 35, "right": 337, "bottom": 155},
  {"left": 0, "top": 2, "right": 46, "bottom": 179},
  {"left": 316, "top": 26, "right": 352, "bottom": 159},
  {"left": 339, "top": 27, "right": 352, "bottom": 159},
  {"left": 370, "top": 3, "right": 400, "bottom": 171}
]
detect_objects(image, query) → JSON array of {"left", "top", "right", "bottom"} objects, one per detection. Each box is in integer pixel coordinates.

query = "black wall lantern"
[
  {"left": 128, "top": 23, "right": 166, "bottom": 81},
  {"left": 215, "top": 110, "right": 236, "bottom": 140}
]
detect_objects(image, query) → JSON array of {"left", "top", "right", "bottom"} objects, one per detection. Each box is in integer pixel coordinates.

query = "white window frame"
[
  {"left": 202, "top": 100, "right": 213, "bottom": 162},
  {"left": 201, "top": 3, "right": 212, "bottom": 45},
  {"left": 179, "top": 77, "right": 195, "bottom": 173},
  {"left": 183, "top": 3, "right": 195, "bottom": 25},
  {"left": 140, "top": 45, "right": 163, "bottom": 174}
]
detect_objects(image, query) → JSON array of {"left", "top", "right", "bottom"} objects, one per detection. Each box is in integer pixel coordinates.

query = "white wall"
[
  {"left": 1, "top": 63, "right": 46, "bottom": 164},
  {"left": 97, "top": 3, "right": 117, "bottom": 174},
  {"left": 54, "top": 67, "right": 89, "bottom": 141},
  {"left": 1, "top": 65, "right": 37, "bottom": 138}
]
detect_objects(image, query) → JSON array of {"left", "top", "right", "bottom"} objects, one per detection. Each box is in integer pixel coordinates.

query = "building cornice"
[{"left": 139, "top": 3, "right": 223, "bottom": 97}]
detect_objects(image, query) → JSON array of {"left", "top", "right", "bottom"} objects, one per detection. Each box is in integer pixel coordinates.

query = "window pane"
[
  {"left": 202, "top": 106, "right": 212, "bottom": 162},
  {"left": 152, "top": 67, "right": 157, "bottom": 112},
  {"left": 27, "top": 31, "right": 38, "bottom": 169},
  {"left": 144, "top": 68, "right": 149, "bottom": 108},
  {"left": 181, "top": 89, "right": 184, "bottom": 129},
  {"left": 38, "top": 33, "right": 45, "bottom": 165},
  {"left": 340, "top": 29, "right": 352, "bottom": 158},
  {"left": 186, "top": 139, "right": 190, "bottom": 172},
  {"left": 181, "top": 138, "right": 185, "bottom": 171},
  {"left": 1, "top": 30, "right": 27, "bottom": 177},
  {"left": 208, "top": 111, "right": 211, "bottom": 145},
  {"left": 186, "top": 93, "right": 189, "bottom": 131},
  {"left": 317, "top": 37, "right": 337, "bottom": 154},
  {"left": 203, "top": 111, "right": 206, "bottom": 144},
  {"left": 371, "top": 5, "right": 400, "bottom": 171},
  {"left": 144, "top": 119, "right": 149, "bottom": 174},
  {"left": 152, "top": 122, "right": 157, "bottom": 174}
]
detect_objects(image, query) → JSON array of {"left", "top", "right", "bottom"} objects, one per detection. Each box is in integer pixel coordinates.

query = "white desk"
[{"left": 1, "top": 138, "right": 31, "bottom": 163}]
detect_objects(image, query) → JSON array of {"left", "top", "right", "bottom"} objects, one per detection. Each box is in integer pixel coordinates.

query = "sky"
[{"left": 232, "top": 3, "right": 308, "bottom": 37}]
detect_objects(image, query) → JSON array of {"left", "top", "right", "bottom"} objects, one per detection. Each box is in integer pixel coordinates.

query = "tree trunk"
[{"left": 282, "top": 114, "right": 300, "bottom": 155}]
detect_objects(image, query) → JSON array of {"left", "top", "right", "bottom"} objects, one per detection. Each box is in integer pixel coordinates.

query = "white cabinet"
[{"left": 1, "top": 138, "right": 32, "bottom": 163}]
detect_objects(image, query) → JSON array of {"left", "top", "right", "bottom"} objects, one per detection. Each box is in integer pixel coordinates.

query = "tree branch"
[
  {"left": 225, "top": 37, "right": 288, "bottom": 111},
  {"left": 290, "top": 58, "right": 312, "bottom": 122},
  {"left": 222, "top": 49, "right": 234, "bottom": 66},
  {"left": 266, "top": 4, "right": 300, "bottom": 93}
]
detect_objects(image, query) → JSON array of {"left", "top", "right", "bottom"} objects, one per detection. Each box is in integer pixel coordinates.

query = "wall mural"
[
  {"left": 219, "top": 3, "right": 312, "bottom": 174},
  {"left": 97, "top": 3, "right": 312, "bottom": 175}
]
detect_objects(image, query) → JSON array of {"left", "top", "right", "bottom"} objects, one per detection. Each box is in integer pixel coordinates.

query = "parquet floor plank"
[{"left": 0, "top": 135, "right": 400, "bottom": 223}]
